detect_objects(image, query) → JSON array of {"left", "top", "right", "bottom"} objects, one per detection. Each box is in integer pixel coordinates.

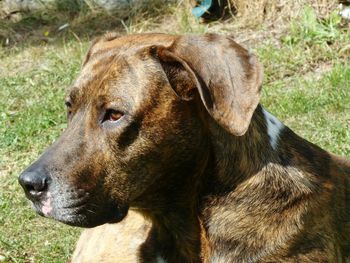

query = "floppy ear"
[{"left": 156, "top": 34, "right": 263, "bottom": 136}]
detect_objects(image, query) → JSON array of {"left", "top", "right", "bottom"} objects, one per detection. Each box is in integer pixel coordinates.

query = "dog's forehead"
[
  {"left": 73, "top": 53, "right": 127, "bottom": 92},
  {"left": 68, "top": 34, "right": 176, "bottom": 103},
  {"left": 87, "top": 33, "right": 175, "bottom": 58}
]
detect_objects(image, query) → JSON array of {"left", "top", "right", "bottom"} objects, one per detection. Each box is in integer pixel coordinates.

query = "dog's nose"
[{"left": 19, "top": 171, "right": 50, "bottom": 199}]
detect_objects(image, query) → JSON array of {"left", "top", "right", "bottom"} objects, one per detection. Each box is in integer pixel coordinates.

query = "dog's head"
[{"left": 19, "top": 33, "right": 263, "bottom": 227}]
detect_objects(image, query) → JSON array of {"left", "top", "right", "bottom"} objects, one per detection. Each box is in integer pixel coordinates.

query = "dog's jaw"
[{"left": 28, "top": 186, "right": 129, "bottom": 228}]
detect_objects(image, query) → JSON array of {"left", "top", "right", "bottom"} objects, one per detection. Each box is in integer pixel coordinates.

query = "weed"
[{"left": 282, "top": 6, "right": 342, "bottom": 46}]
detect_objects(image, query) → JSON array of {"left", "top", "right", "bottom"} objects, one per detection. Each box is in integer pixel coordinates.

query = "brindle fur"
[{"left": 19, "top": 33, "right": 350, "bottom": 263}]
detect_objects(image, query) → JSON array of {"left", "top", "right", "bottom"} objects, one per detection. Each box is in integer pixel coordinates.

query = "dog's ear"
[{"left": 155, "top": 34, "right": 263, "bottom": 136}]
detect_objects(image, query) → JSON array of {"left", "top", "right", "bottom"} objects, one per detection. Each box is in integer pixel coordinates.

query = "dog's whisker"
[{"left": 86, "top": 209, "right": 97, "bottom": 215}]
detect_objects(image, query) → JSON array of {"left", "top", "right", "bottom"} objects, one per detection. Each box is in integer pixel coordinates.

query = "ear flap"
[{"left": 156, "top": 34, "right": 263, "bottom": 136}]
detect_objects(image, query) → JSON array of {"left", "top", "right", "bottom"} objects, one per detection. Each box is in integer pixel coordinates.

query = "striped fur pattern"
[{"left": 19, "top": 33, "right": 350, "bottom": 263}]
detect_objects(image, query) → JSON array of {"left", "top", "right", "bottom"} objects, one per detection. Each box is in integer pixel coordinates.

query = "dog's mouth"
[{"left": 31, "top": 190, "right": 129, "bottom": 228}]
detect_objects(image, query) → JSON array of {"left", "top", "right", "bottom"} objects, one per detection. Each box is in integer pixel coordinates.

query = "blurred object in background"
[
  {"left": 191, "top": 0, "right": 231, "bottom": 21},
  {"left": 339, "top": 4, "right": 350, "bottom": 20},
  {"left": 0, "top": 0, "right": 176, "bottom": 20}
]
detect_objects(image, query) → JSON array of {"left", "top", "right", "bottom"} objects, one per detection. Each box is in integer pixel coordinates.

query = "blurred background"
[{"left": 0, "top": 0, "right": 349, "bottom": 262}]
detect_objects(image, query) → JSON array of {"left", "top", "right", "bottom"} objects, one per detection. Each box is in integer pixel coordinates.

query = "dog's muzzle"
[{"left": 19, "top": 164, "right": 129, "bottom": 228}]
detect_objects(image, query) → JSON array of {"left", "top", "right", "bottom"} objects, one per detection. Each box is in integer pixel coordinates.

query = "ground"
[{"left": 0, "top": 1, "right": 349, "bottom": 262}]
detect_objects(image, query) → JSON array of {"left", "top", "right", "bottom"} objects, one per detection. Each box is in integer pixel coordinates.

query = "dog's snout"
[{"left": 19, "top": 170, "right": 50, "bottom": 199}]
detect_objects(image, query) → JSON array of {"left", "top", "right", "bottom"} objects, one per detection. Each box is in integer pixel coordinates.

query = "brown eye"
[{"left": 104, "top": 109, "right": 124, "bottom": 122}]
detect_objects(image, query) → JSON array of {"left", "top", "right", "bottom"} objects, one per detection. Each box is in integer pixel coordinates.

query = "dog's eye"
[
  {"left": 65, "top": 101, "right": 73, "bottom": 119},
  {"left": 65, "top": 101, "right": 72, "bottom": 108},
  {"left": 104, "top": 109, "right": 124, "bottom": 123}
]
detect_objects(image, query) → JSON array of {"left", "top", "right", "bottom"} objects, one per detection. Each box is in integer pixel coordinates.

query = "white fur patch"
[{"left": 262, "top": 108, "right": 284, "bottom": 150}]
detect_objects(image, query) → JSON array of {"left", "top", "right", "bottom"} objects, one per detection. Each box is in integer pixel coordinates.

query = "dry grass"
[
  {"left": 230, "top": 0, "right": 338, "bottom": 21},
  {"left": 0, "top": 0, "right": 343, "bottom": 47}
]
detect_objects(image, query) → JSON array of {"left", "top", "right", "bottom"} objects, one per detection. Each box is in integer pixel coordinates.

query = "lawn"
[{"left": 0, "top": 3, "right": 349, "bottom": 262}]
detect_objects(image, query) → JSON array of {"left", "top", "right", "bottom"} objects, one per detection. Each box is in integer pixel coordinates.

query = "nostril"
[{"left": 19, "top": 171, "right": 50, "bottom": 197}]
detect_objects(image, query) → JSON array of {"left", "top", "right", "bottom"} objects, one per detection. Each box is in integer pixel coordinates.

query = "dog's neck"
[
  {"left": 132, "top": 137, "right": 211, "bottom": 262},
  {"left": 133, "top": 105, "right": 327, "bottom": 262},
  {"left": 208, "top": 105, "right": 280, "bottom": 187},
  {"left": 207, "top": 104, "right": 329, "bottom": 189},
  {"left": 201, "top": 104, "right": 333, "bottom": 261}
]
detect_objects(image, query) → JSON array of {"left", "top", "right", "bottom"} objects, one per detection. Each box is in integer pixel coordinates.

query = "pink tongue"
[{"left": 42, "top": 194, "right": 53, "bottom": 216}]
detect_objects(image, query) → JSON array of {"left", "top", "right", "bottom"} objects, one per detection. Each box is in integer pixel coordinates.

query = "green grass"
[
  {"left": 0, "top": 40, "right": 87, "bottom": 262},
  {"left": 257, "top": 6, "right": 350, "bottom": 156},
  {"left": 0, "top": 5, "right": 349, "bottom": 262}
]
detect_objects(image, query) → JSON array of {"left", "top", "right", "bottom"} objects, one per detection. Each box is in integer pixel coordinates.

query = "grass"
[
  {"left": 0, "top": 3, "right": 349, "bottom": 262},
  {"left": 0, "top": 41, "right": 88, "bottom": 262}
]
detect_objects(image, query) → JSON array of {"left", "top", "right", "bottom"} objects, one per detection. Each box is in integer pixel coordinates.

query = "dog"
[{"left": 19, "top": 33, "right": 350, "bottom": 262}]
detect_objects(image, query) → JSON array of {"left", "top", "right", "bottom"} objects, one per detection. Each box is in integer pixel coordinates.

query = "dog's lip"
[
  {"left": 32, "top": 202, "right": 45, "bottom": 216},
  {"left": 45, "top": 197, "right": 90, "bottom": 217},
  {"left": 30, "top": 191, "right": 90, "bottom": 218},
  {"left": 29, "top": 188, "right": 129, "bottom": 227},
  {"left": 53, "top": 204, "right": 129, "bottom": 227},
  {"left": 60, "top": 196, "right": 89, "bottom": 209},
  {"left": 107, "top": 204, "right": 129, "bottom": 223},
  {"left": 29, "top": 191, "right": 51, "bottom": 216}
]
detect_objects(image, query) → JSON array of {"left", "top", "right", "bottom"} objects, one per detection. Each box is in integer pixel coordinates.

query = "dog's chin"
[
  {"left": 33, "top": 202, "right": 129, "bottom": 228},
  {"left": 55, "top": 210, "right": 128, "bottom": 228}
]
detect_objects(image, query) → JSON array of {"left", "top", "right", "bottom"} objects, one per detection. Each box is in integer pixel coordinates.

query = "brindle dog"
[{"left": 19, "top": 33, "right": 350, "bottom": 262}]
